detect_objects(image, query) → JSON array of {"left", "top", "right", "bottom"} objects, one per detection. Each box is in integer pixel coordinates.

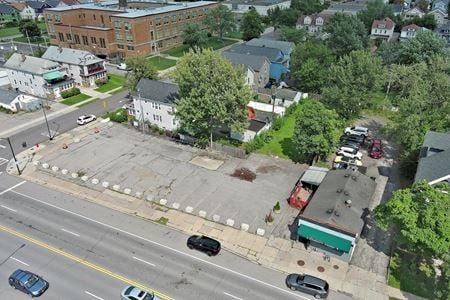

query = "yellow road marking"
[{"left": 0, "top": 224, "right": 174, "bottom": 300}]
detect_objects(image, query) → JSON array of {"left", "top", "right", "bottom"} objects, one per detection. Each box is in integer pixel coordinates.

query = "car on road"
[
  {"left": 187, "top": 235, "right": 221, "bottom": 256},
  {"left": 77, "top": 114, "right": 96, "bottom": 125},
  {"left": 344, "top": 126, "right": 369, "bottom": 137},
  {"left": 286, "top": 273, "right": 329, "bottom": 298},
  {"left": 369, "top": 139, "right": 383, "bottom": 159},
  {"left": 121, "top": 285, "right": 161, "bottom": 300},
  {"left": 337, "top": 147, "right": 362, "bottom": 160},
  {"left": 8, "top": 269, "right": 49, "bottom": 297}
]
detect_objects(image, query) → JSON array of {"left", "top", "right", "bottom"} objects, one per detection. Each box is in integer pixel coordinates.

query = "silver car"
[
  {"left": 120, "top": 286, "right": 161, "bottom": 300},
  {"left": 77, "top": 114, "right": 96, "bottom": 125}
]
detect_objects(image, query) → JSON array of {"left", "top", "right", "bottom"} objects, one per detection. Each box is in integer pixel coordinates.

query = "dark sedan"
[
  {"left": 286, "top": 273, "right": 329, "bottom": 299},
  {"left": 187, "top": 235, "right": 221, "bottom": 256},
  {"left": 8, "top": 269, "right": 49, "bottom": 297}
]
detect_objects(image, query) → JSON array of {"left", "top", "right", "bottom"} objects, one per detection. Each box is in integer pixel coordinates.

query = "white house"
[
  {"left": 223, "top": 0, "right": 291, "bottom": 16},
  {"left": 4, "top": 53, "right": 74, "bottom": 100},
  {"left": 0, "top": 89, "right": 41, "bottom": 112},
  {"left": 0, "top": 69, "right": 10, "bottom": 86},
  {"left": 231, "top": 107, "right": 272, "bottom": 142},
  {"left": 400, "top": 24, "right": 428, "bottom": 40},
  {"left": 428, "top": 8, "right": 448, "bottom": 26},
  {"left": 19, "top": 4, "right": 36, "bottom": 20},
  {"left": 296, "top": 14, "right": 330, "bottom": 35},
  {"left": 370, "top": 17, "right": 396, "bottom": 41},
  {"left": 42, "top": 46, "right": 106, "bottom": 87},
  {"left": 403, "top": 7, "right": 425, "bottom": 19},
  {"left": 131, "top": 78, "right": 179, "bottom": 131}
]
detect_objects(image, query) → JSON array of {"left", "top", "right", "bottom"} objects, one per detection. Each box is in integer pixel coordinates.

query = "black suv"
[
  {"left": 286, "top": 273, "right": 329, "bottom": 298},
  {"left": 9, "top": 269, "right": 49, "bottom": 297},
  {"left": 187, "top": 235, "right": 221, "bottom": 256}
]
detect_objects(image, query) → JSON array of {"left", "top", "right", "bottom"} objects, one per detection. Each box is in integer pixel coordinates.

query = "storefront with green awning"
[
  {"left": 43, "top": 71, "right": 66, "bottom": 81},
  {"left": 298, "top": 221, "right": 354, "bottom": 253}
]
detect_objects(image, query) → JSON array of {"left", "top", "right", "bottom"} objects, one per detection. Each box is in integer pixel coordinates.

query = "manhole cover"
[
  {"left": 333, "top": 265, "right": 339, "bottom": 269},
  {"left": 317, "top": 266, "right": 325, "bottom": 272},
  {"left": 297, "top": 260, "right": 305, "bottom": 266}
]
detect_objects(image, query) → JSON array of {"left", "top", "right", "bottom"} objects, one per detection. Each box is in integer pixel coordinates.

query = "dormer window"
[
  {"left": 304, "top": 16, "right": 311, "bottom": 25},
  {"left": 316, "top": 17, "right": 323, "bottom": 25}
]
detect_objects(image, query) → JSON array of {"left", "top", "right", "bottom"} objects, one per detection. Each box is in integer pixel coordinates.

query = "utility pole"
[
  {"left": 138, "top": 88, "right": 145, "bottom": 134},
  {"left": 25, "top": 30, "right": 33, "bottom": 55},
  {"left": 2, "top": 137, "right": 21, "bottom": 175},
  {"left": 41, "top": 100, "right": 53, "bottom": 140}
]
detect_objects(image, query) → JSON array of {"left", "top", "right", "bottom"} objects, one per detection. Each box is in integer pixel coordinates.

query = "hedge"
[{"left": 61, "top": 87, "right": 80, "bottom": 99}]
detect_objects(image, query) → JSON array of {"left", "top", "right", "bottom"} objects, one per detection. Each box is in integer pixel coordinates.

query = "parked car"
[
  {"left": 344, "top": 126, "right": 369, "bottom": 137},
  {"left": 187, "top": 235, "right": 221, "bottom": 256},
  {"left": 121, "top": 285, "right": 161, "bottom": 300},
  {"left": 286, "top": 273, "right": 329, "bottom": 298},
  {"left": 117, "top": 63, "right": 132, "bottom": 71},
  {"left": 338, "top": 142, "right": 360, "bottom": 152},
  {"left": 77, "top": 114, "right": 96, "bottom": 125},
  {"left": 369, "top": 139, "right": 383, "bottom": 159},
  {"left": 340, "top": 134, "right": 365, "bottom": 145},
  {"left": 334, "top": 156, "right": 362, "bottom": 169},
  {"left": 337, "top": 147, "right": 362, "bottom": 160},
  {"left": 8, "top": 269, "right": 49, "bottom": 297}
]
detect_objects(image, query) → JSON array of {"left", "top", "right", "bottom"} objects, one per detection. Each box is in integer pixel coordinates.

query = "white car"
[
  {"left": 337, "top": 147, "right": 363, "bottom": 160},
  {"left": 77, "top": 114, "right": 96, "bottom": 125},
  {"left": 121, "top": 286, "right": 161, "bottom": 300},
  {"left": 344, "top": 126, "right": 369, "bottom": 137}
]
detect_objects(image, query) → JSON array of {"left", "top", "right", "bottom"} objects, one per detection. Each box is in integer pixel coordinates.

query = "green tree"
[
  {"left": 374, "top": 181, "right": 450, "bottom": 258},
  {"left": 182, "top": 23, "right": 208, "bottom": 49},
  {"left": 124, "top": 57, "right": 158, "bottom": 91},
  {"left": 357, "top": 0, "right": 394, "bottom": 30},
  {"left": 173, "top": 49, "right": 253, "bottom": 146},
  {"left": 266, "top": 6, "right": 282, "bottom": 29},
  {"left": 377, "top": 41, "right": 401, "bottom": 65},
  {"left": 203, "top": 5, "right": 235, "bottom": 40},
  {"left": 278, "top": 8, "right": 299, "bottom": 27},
  {"left": 33, "top": 46, "right": 44, "bottom": 58},
  {"left": 398, "top": 30, "right": 447, "bottom": 64},
  {"left": 241, "top": 9, "right": 264, "bottom": 41},
  {"left": 279, "top": 26, "right": 306, "bottom": 43},
  {"left": 322, "top": 50, "right": 384, "bottom": 119},
  {"left": 291, "top": 41, "right": 335, "bottom": 92},
  {"left": 18, "top": 20, "right": 41, "bottom": 38},
  {"left": 324, "top": 13, "right": 369, "bottom": 57},
  {"left": 291, "top": 0, "right": 324, "bottom": 14},
  {"left": 416, "top": 0, "right": 429, "bottom": 12},
  {"left": 292, "top": 101, "right": 340, "bottom": 162}
]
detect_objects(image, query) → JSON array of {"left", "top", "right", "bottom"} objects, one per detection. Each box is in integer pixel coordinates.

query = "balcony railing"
[{"left": 80, "top": 65, "right": 105, "bottom": 76}]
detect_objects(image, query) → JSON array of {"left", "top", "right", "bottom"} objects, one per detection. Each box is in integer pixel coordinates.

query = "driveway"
[{"left": 37, "top": 122, "right": 307, "bottom": 234}]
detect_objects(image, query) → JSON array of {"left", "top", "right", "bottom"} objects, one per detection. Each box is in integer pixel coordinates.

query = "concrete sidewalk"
[{"left": 6, "top": 128, "right": 427, "bottom": 300}]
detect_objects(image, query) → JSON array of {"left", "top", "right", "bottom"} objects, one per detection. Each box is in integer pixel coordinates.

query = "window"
[
  {"left": 157, "top": 40, "right": 163, "bottom": 49},
  {"left": 124, "top": 21, "right": 130, "bottom": 30},
  {"left": 156, "top": 17, "right": 161, "bottom": 26},
  {"left": 126, "top": 33, "right": 133, "bottom": 43},
  {"left": 164, "top": 27, "right": 170, "bottom": 36},
  {"left": 74, "top": 34, "right": 80, "bottom": 44},
  {"left": 101, "top": 15, "right": 104, "bottom": 23},
  {"left": 150, "top": 31, "right": 154, "bottom": 40},
  {"left": 91, "top": 36, "right": 97, "bottom": 44},
  {"left": 93, "top": 14, "right": 96, "bottom": 20},
  {"left": 193, "top": 11, "right": 197, "bottom": 18},
  {"left": 54, "top": 15, "right": 60, "bottom": 22},
  {"left": 186, "top": 12, "right": 190, "bottom": 19},
  {"left": 82, "top": 35, "right": 89, "bottom": 45},
  {"left": 99, "top": 38, "right": 106, "bottom": 48},
  {"left": 117, "top": 44, "right": 124, "bottom": 49},
  {"left": 172, "top": 26, "right": 177, "bottom": 35},
  {"left": 114, "top": 20, "right": 121, "bottom": 29},
  {"left": 166, "top": 38, "right": 171, "bottom": 47},
  {"left": 127, "top": 45, "right": 134, "bottom": 50},
  {"left": 157, "top": 29, "right": 162, "bottom": 39},
  {"left": 58, "top": 32, "right": 64, "bottom": 42},
  {"left": 172, "top": 15, "right": 177, "bottom": 22},
  {"left": 66, "top": 33, "right": 72, "bottom": 40},
  {"left": 164, "top": 16, "right": 169, "bottom": 24},
  {"left": 116, "top": 32, "right": 123, "bottom": 41}
]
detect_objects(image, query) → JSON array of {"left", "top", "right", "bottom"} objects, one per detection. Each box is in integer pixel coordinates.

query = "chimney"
[
  {"left": 118, "top": 0, "right": 127, "bottom": 9},
  {"left": 21, "top": 54, "right": 26, "bottom": 62},
  {"left": 345, "top": 199, "right": 352, "bottom": 208},
  {"left": 58, "top": 46, "right": 63, "bottom": 53}
]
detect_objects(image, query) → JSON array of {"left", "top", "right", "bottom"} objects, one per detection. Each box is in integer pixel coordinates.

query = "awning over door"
[{"left": 298, "top": 224, "right": 352, "bottom": 253}]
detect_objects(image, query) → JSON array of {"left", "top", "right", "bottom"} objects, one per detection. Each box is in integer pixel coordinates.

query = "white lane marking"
[
  {"left": 224, "top": 292, "right": 243, "bottom": 300},
  {"left": 11, "top": 190, "right": 309, "bottom": 300},
  {"left": 61, "top": 228, "right": 80, "bottom": 237},
  {"left": 0, "top": 181, "right": 26, "bottom": 196},
  {"left": 1, "top": 205, "right": 17, "bottom": 212},
  {"left": 0, "top": 144, "right": 5, "bottom": 149},
  {"left": 85, "top": 291, "right": 104, "bottom": 300},
  {"left": 0, "top": 158, "right": 8, "bottom": 166},
  {"left": 11, "top": 257, "right": 29, "bottom": 266},
  {"left": 132, "top": 256, "right": 155, "bottom": 267}
]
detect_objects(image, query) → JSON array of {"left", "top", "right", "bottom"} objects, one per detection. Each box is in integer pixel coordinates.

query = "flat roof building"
[{"left": 44, "top": 0, "right": 218, "bottom": 59}]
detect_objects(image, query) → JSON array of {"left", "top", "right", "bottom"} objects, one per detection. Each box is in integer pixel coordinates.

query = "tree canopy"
[
  {"left": 324, "top": 13, "right": 369, "bottom": 57},
  {"left": 124, "top": 57, "right": 158, "bottom": 91},
  {"left": 241, "top": 9, "right": 264, "bottom": 41},
  {"left": 398, "top": 30, "right": 447, "bottom": 65},
  {"left": 203, "top": 5, "right": 235, "bottom": 39},
  {"left": 291, "top": 41, "right": 335, "bottom": 93},
  {"left": 182, "top": 23, "right": 208, "bottom": 49},
  {"left": 357, "top": 0, "right": 394, "bottom": 30},
  {"left": 292, "top": 101, "right": 340, "bottom": 162},
  {"left": 291, "top": 0, "right": 324, "bottom": 15},
  {"left": 19, "top": 20, "right": 41, "bottom": 38},
  {"left": 279, "top": 26, "right": 306, "bottom": 44},
  {"left": 374, "top": 181, "right": 450, "bottom": 258},
  {"left": 173, "top": 49, "right": 253, "bottom": 146}
]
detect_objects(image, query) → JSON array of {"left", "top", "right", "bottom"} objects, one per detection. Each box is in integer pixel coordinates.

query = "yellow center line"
[{"left": 0, "top": 224, "right": 174, "bottom": 300}]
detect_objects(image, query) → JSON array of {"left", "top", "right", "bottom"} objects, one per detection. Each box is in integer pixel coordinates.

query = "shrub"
[
  {"left": 244, "top": 130, "right": 274, "bottom": 153},
  {"left": 285, "top": 102, "right": 298, "bottom": 116},
  {"left": 61, "top": 87, "right": 80, "bottom": 99},
  {"left": 95, "top": 79, "right": 106, "bottom": 86},
  {"left": 271, "top": 116, "right": 285, "bottom": 131},
  {"left": 273, "top": 201, "right": 281, "bottom": 211},
  {"left": 108, "top": 108, "right": 128, "bottom": 123}
]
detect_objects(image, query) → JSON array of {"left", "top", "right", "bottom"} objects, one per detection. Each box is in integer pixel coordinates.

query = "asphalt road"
[
  {"left": 0, "top": 90, "right": 130, "bottom": 171},
  {"left": 0, "top": 174, "right": 351, "bottom": 300}
]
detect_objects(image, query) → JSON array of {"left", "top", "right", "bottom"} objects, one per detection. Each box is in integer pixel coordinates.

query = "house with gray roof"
[
  {"left": 415, "top": 131, "right": 450, "bottom": 185},
  {"left": 225, "top": 44, "right": 288, "bottom": 81},
  {"left": 297, "top": 169, "right": 376, "bottom": 261},
  {"left": 437, "top": 22, "right": 450, "bottom": 46},
  {"left": 4, "top": 53, "right": 74, "bottom": 99},
  {"left": 130, "top": 78, "right": 180, "bottom": 131},
  {"left": 42, "top": 46, "right": 106, "bottom": 87},
  {"left": 320, "top": 0, "right": 367, "bottom": 16},
  {"left": 0, "top": 90, "right": 41, "bottom": 112},
  {"left": 222, "top": 51, "right": 270, "bottom": 90},
  {"left": 245, "top": 38, "right": 294, "bottom": 67}
]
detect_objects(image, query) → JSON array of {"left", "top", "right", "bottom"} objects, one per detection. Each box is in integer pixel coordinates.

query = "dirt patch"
[
  {"left": 231, "top": 168, "right": 256, "bottom": 182},
  {"left": 256, "top": 165, "right": 280, "bottom": 174}
]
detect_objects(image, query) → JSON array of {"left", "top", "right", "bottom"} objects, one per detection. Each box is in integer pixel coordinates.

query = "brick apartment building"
[{"left": 44, "top": 0, "right": 217, "bottom": 59}]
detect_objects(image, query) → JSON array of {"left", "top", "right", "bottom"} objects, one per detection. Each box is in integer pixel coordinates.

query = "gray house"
[
  {"left": 245, "top": 38, "right": 294, "bottom": 67},
  {"left": 415, "top": 131, "right": 450, "bottom": 185},
  {"left": 131, "top": 78, "right": 179, "bottom": 131},
  {"left": 222, "top": 51, "right": 270, "bottom": 90}
]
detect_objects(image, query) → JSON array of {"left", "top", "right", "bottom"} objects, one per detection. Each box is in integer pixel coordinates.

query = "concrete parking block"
[
  {"left": 123, "top": 188, "right": 131, "bottom": 195},
  {"left": 226, "top": 218, "right": 235, "bottom": 227},
  {"left": 172, "top": 202, "right": 180, "bottom": 209},
  {"left": 61, "top": 169, "right": 68, "bottom": 175},
  {"left": 240, "top": 223, "right": 249, "bottom": 231},
  {"left": 102, "top": 181, "right": 109, "bottom": 188},
  {"left": 51, "top": 166, "right": 59, "bottom": 172},
  {"left": 198, "top": 210, "right": 207, "bottom": 218},
  {"left": 185, "top": 206, "right": 193, "bottom": 213},
  {"left": 212, "top": 214, "right": 220, "bottom": 222},
  {"left": 135, "top": 191, "right": 143, "bottom": 198},
  {"left": 42, "top": 163, "right": 49, "bottom": 169},
  {"left": 256, "top": 228, "right": 265, "bottom": 236},
  {"left": 159, "top": 198, "right": 167, "bottom": 205},
  {"left": 112, "top": 184, "right": 120, "bottom": 191},
  {"left": 81, "top": 175, "right": 89, "bottom": 182},
  {"left": 71, "top": 172, "right": 78, "bottom": 178},
  {"left": 91, "top": 178, "right": 99, "bottom": 185}
]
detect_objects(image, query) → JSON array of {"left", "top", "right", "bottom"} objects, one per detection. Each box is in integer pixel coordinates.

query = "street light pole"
[
  {"left": 138, "top": 89, "right": 145, "bottom": 134},
  {"left": 41, "top": 100, "right": 53, "bottom": 140},
  {"left": 2, "top": 137, "right": 21, "bottom": 175}
]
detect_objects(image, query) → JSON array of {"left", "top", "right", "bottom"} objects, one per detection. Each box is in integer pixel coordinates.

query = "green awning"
[
  {"left": 298, "top": 225, "right": 352, "bottom": 253},
  {"left": 43, "top": 71, "right": 65, "bottom": 81}
]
